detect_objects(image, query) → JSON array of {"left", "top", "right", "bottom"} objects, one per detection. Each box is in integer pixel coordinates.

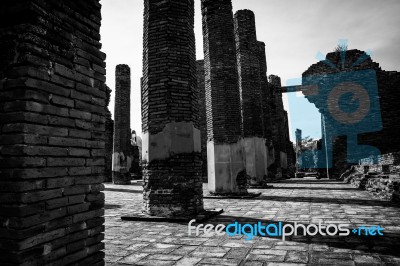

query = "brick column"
[
  {"left": 112, "top": 64, "right": 132, "bottom": 185},
  {"left": 105, "top": 85, "right": 114, "bottom": 182},
  {"left": 202, "top": 0, "right": 247, "bottom": 194},
  {"left": 258, "top": 41, "right": 275, "bottom": 174},
  {"left": 196, "top": 60, "right": 208, "bottom": 182},
  {"left": 142, "top": 0, "right": 203, "bottom": 216},
  {"left": 0, "top": 0, "right": 106, "bottom": 264},
  {"left": 234, "top": 10, "right": 268, "bottom": 185},
  {"left": 269, "top": 74, "right": 284, "bottom": 178}
]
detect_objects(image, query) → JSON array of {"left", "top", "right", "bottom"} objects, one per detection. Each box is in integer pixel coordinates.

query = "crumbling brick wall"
[{"left": 0, "top": 0, "right": 106, "bottom": 264}]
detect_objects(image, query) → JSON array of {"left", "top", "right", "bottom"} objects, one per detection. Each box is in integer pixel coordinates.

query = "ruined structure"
[
  {"left": 201, "top": 0, "right": 247, "bottom": 194},
  {"left": 343, "top": 152, "right": 400, "bottom": 202},
  {"left": 0, "top": 0, "right": 106, "bottom": 264},
  {"left": 105, "top": 85, "right": 114, "bottom": 182},
  {"left": 234, "top": 10, "right": 268, "bottom": 185},
  {"left": 302, "top": 49, "right": 400, "bottom": 177},
  {"left": 112, "top": 64, "right": 132, "bottom": 185},
  {"left": 142, "top": 0, "right": 203, "bottom": 216},
  {"left": 196, "top": 60, "right": 208, "bottom": 182}
]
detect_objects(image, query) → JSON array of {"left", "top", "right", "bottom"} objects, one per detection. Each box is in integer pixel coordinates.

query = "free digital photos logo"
[{"left": 286, "top": 39, "right": 383, "bottom": 169}]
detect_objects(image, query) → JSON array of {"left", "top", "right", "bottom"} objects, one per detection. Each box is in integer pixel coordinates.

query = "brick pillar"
[
  {"left": 269, "top": 74, "right": 284, "bottom": 178},
  {"left": 0, "top": 1, "right": 105, "bottom": 265},
  {"left": 105, "top": 85, "right": 114, "bottom": 182},
  {"left": 196, "top": 60, "right": 208, "bottom": 182},
  {"left": 234, "top": 10, "right": 268, "bottom": 185},
  {"left": 281, "top": 110, "right": 289, "bottom": 176},
  {"left": 201, "top": 0, "right": 247, "bottom": 194},
  {"left": 142, "top": 0, "right": 203, "bottom": 217},
  {"left": 112, "top": 64, "right": 132, "bottom": 185},
  {"left": 258, "top": 41, "right": 275, "bottom": 174}
]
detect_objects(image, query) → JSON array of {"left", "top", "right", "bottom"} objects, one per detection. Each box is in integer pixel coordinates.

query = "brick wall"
[
  {"left": 142, "top": 0, "right": 203, "bottom": 216},
  {"left": 0, "top": 0, "right": 106, "bottom": 265},
  {"left": 112, "top": 64, "right": 131, "bottom": 185}
]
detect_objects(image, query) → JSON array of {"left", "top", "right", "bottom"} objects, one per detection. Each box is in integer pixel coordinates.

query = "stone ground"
[{"left": 104, "top": 178, "right": 400, "bottom": 266}]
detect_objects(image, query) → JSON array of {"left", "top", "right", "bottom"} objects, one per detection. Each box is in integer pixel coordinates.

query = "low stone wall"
[{"left": 343, "top": 152, "right": 400, "bottom": 202}]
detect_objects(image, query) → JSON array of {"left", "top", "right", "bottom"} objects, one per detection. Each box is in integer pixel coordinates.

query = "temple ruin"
[
  {"left": 301, "top": 49, "right": 400, "bottom": 177},
  {"left": 2, "top": 0, "right": 399, "bottom": 265}
]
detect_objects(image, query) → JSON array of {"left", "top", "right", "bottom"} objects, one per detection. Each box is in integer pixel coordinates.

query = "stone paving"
[{"left": 104, "top": 178, "right": 400, "bottom": 265}]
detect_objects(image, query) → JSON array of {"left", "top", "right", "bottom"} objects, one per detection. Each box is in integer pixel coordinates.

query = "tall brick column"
[
  {"left": 269, "top": 75, "right": 285, "bottom": 178},
  {"left": 0, "top": 0, "right": 106, "bottom": 264},
  {"left": 202, "top": 0, "right": 247, "bottom": 194},
  {"left": 234, "top": 10, "right": 268, "bottom": 185},
  {"left": 105, "top": 85, "right": 114, "bottom": 182},
  {"left": 112, "top": 64, "right": 132, "bottom": 185},
  {"left": 258, "top": 41, "right": 275, "bottom": 173},
  {"left": 196, "top": 60, "right": 208, "bottom": 182},
  {"left": 142, "top": 0, "right": 203, "bottom": 216}
]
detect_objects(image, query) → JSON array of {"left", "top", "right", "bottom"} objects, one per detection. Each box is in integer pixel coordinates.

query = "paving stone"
[
  {"left": 198, "top": 257, "right": 241, "bottom": 266},
  {"left": 225, "top": 247, "right": 250, "bottom": 259},
  {"left": 104, "top": 179, "right": 400, "bottom": 265},
  {"left": 135, "top": 259, "right": 175, "bottom": 266},
  {"left": 247, "top": 254, "right": 285, "bottom": 262},
  {"left": 174, "top": 257, "right": 203, "bottom": 266},
  {"left": 119, "top": 253, "right": 149, "bottom": 264},
  {"left": 284, "top": 251, "right": 308, "bottom": 263}
]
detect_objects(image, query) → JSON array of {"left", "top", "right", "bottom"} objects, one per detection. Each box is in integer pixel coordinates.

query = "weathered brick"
[
  {"left": 0, "top": 134, "right": 47, "bottom": 145},
  {"left": 69, "top": 109, "right": 92, "bottom": 121},
  {"left": 68, "top": 167, "right": 92, "bottom": 176},
  {"left": 0, "top": 157, "right": 46, "bottom": 168},
  {"left": 3, "top": 168, "right": 68, "bottom": 180},
  {"left": 50, "top": 95, "right": 74, "bottom": 108},
  {"left": 86, "top": 158, "right": 104, "bottom": 166},
  {"left": 48, "top": 137, "right": 87, "bottom": 147},
  {"left": 69, "top": 129, "right": 91, "bottom": 139},
  {"left": 2, "top": 124, "right": 68, "bottom": 137},
  {"left": 47, "top": 158, "right": 85, "bottom": 167},
  {"left": 46, "top": 197, "right": 69, "bottom": 210},
  {"left": 1, "top": 145, "right": 68, "bottom": 157},
  {"left": 67, "top": 203, "right": 90, "bottom": 215}
]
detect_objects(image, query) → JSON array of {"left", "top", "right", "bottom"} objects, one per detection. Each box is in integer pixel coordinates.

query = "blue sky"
[{"left": 100, "top": 0, "right": 400, "bottom": 141}]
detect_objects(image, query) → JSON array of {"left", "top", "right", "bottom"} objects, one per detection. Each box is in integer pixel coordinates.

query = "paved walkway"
[{"left": 104, "top": 178, "right": 400, "bottom": 265}]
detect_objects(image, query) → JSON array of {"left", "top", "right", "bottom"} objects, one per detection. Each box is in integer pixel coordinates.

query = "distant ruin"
[
  {"left": 301, "top": 49, "right": 400, "bottom": 177},
  {"left": 112, "top": 64, "right": 132, "bottom": 185}
]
